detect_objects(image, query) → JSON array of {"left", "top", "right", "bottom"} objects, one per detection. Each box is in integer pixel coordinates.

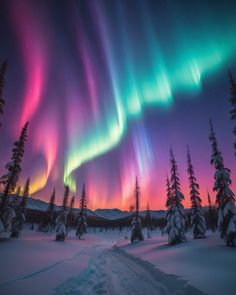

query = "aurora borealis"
[{"left": 0, "top": 0, "right": 236, "bottom": 210}]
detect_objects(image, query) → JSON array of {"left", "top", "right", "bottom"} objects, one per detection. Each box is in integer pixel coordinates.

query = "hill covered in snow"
[{"left": 26, "top": 197, "right": 166, "bottom": 220}]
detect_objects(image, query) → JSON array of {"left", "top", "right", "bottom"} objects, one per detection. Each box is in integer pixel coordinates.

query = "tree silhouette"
[
  {"left": 131, "top": 177, "right": 144, "bottom": 243},
  {"left": 55, "top": 185, "right": 70, "bottom": 241},
  {"left": 76, "top": 184, "right": 87, "bottom": 239},
  {"left": 187, "top": 146, "right": 206, "bottom": 239},
  {"left": 62, "top": 185, "right": 70, "bottom": 211},
  {"left": 209, "top": 119, "right": 236, "bottom": 246},
  {"left": 165, "top": 148, "right": 186, "bottom": 245},
  {"left": 0, "top": 122, "right": 28, "bottom": 213},
  {"left": 68, "top": 195, "right": 75, "bottom": 230}
]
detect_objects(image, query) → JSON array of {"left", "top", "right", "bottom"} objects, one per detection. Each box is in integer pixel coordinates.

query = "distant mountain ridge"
[{"left": 26, "top": 197, "right": 166, "bottom": 220}]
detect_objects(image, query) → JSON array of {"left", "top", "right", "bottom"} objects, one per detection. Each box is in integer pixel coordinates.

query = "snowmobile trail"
[{"left": 54, "top": 246, "right": 205, "bottom": 295}]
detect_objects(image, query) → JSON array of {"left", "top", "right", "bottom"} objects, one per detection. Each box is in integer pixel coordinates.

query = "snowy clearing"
[
  {"left": 118, "top": 230, "right": 236, "bottom": 295},
  {"left": 0, "top": 229, "right": 235, "bottom": 295}
]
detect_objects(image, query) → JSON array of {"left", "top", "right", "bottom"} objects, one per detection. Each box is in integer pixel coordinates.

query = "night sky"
[{"left": 0, "top": 0, "right": 236, "bottom": 210}]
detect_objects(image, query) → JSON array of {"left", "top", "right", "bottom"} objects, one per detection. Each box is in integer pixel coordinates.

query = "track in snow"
[{"left": 54, "top": 246, "right": 205, "bottom": 295}]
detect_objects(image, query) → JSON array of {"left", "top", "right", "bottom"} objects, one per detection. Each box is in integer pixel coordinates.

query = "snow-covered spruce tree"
[
  {"left": 145, "top": 203, "right": 152, "bottom": 238},
  {"left": 0, "top": 61, "right": 7, "bottom": 128},
  {"left": 55, "top": 211, "right": 67, "bottom": 241},
  {"left": 228, "top": 70, "right": 236, "bottom": 155},
  {"left": 209, "top": 120, "right": 236, "bottom": 246},
  {"left": 187, "top": 146, "right": 206, "bottom": 239},
  {"left": 62, "top": 185, "right": 69, "bottom": 211},
  {"left": 165, "top": 149, "right": 186, "bottom": 245},
  {"left": 0, "top": 122, "right": 28, "bottom": 232},
  {"left": 55, "top": 185, "right": 70, "bottom": 241},
  {"left": 11, "top": 178, "right": 30, "bottom": 238},
  {"left": 39, "top": 188, "right": 56, "bottom": 232},
  {"left": 131, "top": 177, "right": 144, "bottom": 243},
  {"left": 68, "top": 195, "right": 75, "bottom": 231},
  {"left": 76, "top": 184, "right": 87, "bottom": 239}
]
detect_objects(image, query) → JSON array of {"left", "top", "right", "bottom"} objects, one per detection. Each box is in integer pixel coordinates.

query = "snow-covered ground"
[
  {"left": 0, "top": 229, "right": 235, "bottom": 295},
  {"left": 118, "top": 230, "right": 236, "bottom": 295}
]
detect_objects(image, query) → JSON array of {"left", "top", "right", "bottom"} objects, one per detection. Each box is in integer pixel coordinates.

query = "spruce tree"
[
  {"left": 165, "top": 149, "right": 186, "bottom": 245},
  {"left": 55, "top": 211, "right": 67, "bottom": 241},
  {"left": 48, "top": 188, "right": 56, "bottom": 215},
  {"left": 11, "top": 178, "right": 30, "bottom": 238},
  {"left": 62, "top": 185, "right": 70, "bottom": 211},
  {"left": 55, "top": 185, "right": 70, "bottom": 241},
  {"left": 131, "top": 177, "right": 144, "bottom": 243},
  {"left": 0, "top": 61, "right": 7, "bottom": 127},
  {"left": 40, "top": 188, "right": 56, "bottom": 232},
  {"left": 76, "top": 184, "right": 87, "bottom": 239},
  {"left": 187, "top": 146, "right": 206, "bottom": 239},
  {"left": 0, "top": 122, "right": 28, "bottom": 232},
  {"left": 209, "top": 120, "right": 236, "bottom": 246},
  {"left": 68, "top": 195, "right": 75, "bottom": 230},
  {"left": 228, "top": 70, "right": 236, "bottom": 155}
]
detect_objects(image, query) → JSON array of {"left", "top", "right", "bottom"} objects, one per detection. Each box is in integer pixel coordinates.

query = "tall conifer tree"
[
  {"left": 62, "top": 185, "right": 70, "bottom": 211},
  {"left": 0, "top": 122, "right": 28, "bottom": 232},
  {"left": 0, "top": 122, "right": 28, "bottom": 207},
  {"left": 131, "top": 177, "right": 144, "bottom": 243},
  {"left": 187, "top": 146, "right": 206, "bottom": 239},
  {"left": 165, "top": 149, "right": 186, "bottom": 245},
  {"left": 68, "top": 195, "right": 75, "bottom": 230},
  {"left": 209, "top": 120, "right": 236, "bottom": 246},
  {"left": 55, "top": 185, "right": 70, "bottom": 241},
  {"left": 76, "top": 184, "right": 87, "bottom": 239}
]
